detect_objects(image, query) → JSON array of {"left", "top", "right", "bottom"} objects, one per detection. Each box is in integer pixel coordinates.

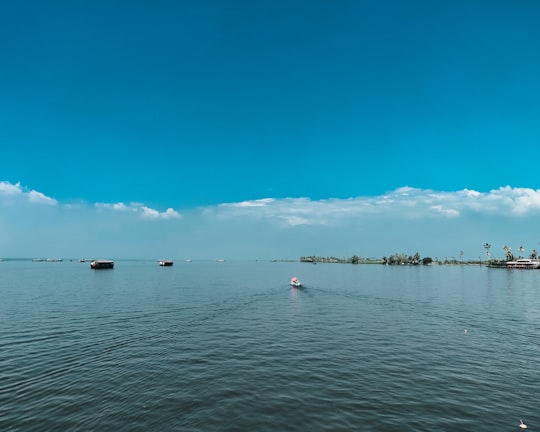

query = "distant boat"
[
  {"left": 46, "top": 258, "right": 62, "bottom": 262},
  {"left": 506, "top": 259, "right": 540, "bottom": 269},
  {"left": 216, "top": 259, "right": 225, "bottom": 262},
  {"left": 185, "top": 259, "right": 192, "bottom": 262},
  {"left": 90, "top": 260, "right": 114, "bottom": 269},
  {"left": 290, "top": 277, "right": 302, "bottom": 287},
  {"left": 79, "top": 258, "right": 93, "bottom": 262},
  {"left": 159, "top": 260, "right": 173, "bottom": 266},
  {"left": 32, "top": 258, "right": 44, "bottom": 262}
]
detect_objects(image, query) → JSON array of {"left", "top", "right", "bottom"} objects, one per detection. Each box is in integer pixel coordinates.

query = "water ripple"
[{"left": 1, "top": 262, "right": 539, "bottom": 431}]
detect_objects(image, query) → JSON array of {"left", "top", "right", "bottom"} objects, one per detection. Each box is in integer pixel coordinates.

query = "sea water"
[{"left": 1, "top": 260, "right": 539, "bottom": 431}]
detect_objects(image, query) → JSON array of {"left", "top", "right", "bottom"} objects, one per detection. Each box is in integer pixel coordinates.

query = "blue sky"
[{"left": 1, "top": 0, "right": 540, "bottom": 260}]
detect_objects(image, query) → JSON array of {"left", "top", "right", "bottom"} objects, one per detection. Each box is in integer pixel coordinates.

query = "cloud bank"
[
  {"left": 212, "top": 186, "right": 540, "bottom": 225},
  {"left": 2, "top": 180, "right": 540, "bottom": 259}
]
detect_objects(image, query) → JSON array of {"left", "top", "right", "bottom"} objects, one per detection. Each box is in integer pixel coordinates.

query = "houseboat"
[
  {"left": 506, "top": 259, "right": 540, "bottom": 269},
  {"left": 90, "top": 260, "right": 115, "bottom": 269}
]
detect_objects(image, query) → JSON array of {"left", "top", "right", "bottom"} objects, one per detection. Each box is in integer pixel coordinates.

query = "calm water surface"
[{"left": 1, "top": 260, "right": 539, "bottom": 431}]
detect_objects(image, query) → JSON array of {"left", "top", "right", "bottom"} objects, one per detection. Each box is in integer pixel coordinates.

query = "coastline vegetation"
[
  {"left": 297, "top": 243, "right": 540, "bottom": 267},
  {"left": 299, "top": 255, "right": 436, "bottom": 265}
]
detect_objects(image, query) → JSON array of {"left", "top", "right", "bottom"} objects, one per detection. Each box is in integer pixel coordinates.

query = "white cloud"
[
  {"left": 211, "top": 186, "right": 540, "bottom": 226},
  {"left": 141, "top": 206, "right": 181, "bottom": 220},
  {"left": 0, "top": 181, "right": 22, "bottom": 195},
  {"left": 28, "top": 190, "right": 58, "bottom": 205},
  {"left": 394, "top": 186, "right": 416, "bottom": 195},
  {"left": 96, "top": 201, "right": 181, "bottom": 220},
  {"left": 492, "top": 186, "right": 540, "bottom": 214},
  {"left": 111, "top": 202, "right": 131, "bottom": 211},
  {"left": 0, "top": 181, "right": 57, "bottom": 205},
  {"left": 232, "top": 198, "right": 275, "bottom": 207},
  {"left": 430, "top": 205, "right": 460, "bottom": 217},
  {"left": 95, "top": 202, "right": 138, "bottom": 212}
]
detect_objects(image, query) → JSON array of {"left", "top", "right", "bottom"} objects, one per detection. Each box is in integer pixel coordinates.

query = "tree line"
[
  {"left": 381, "top": 252, "right": 433, "bottom": 265},
  {"left": 301, "top": 243, "right": 540, "bottom": 266},
  {"left": 299, "top": 254, "right": 434, "bottom": 265}
]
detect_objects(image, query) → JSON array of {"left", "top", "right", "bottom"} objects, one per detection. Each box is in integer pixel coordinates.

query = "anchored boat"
[
  {"left": 90, "top": 260, "right": 115, "bottom": 269},
  {"left": 506, "top": 259, "right": 540, "bottom": 269}
]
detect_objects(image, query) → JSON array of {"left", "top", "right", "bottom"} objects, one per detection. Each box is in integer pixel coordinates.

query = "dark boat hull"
[{"left": 90, "top": 260, "right": 114, "bottom": 269}]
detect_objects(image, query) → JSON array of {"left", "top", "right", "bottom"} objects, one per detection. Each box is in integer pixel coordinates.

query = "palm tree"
[
  {"left": 503, "top": 245, "right": 513, "bottom": 262},
  {"left": 484, "top": 243, "right": 491, "bottom": 261}
]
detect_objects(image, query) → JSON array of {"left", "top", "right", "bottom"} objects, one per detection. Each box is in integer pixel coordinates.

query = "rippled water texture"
[{"left": 1, "top": 260, "right": 539, "bottom": 431}]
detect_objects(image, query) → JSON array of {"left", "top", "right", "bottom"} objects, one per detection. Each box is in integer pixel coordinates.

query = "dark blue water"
[{"left": 1, "top": 260, "right": 539, "bottom": 431}]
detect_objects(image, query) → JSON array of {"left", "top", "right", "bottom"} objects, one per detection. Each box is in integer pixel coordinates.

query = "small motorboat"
[
  {"left": 159, "top": 260, "right": 173, "bottom": 266},
  {"left": 290, "top": 277, "right": 302, "bottom": 287}
]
